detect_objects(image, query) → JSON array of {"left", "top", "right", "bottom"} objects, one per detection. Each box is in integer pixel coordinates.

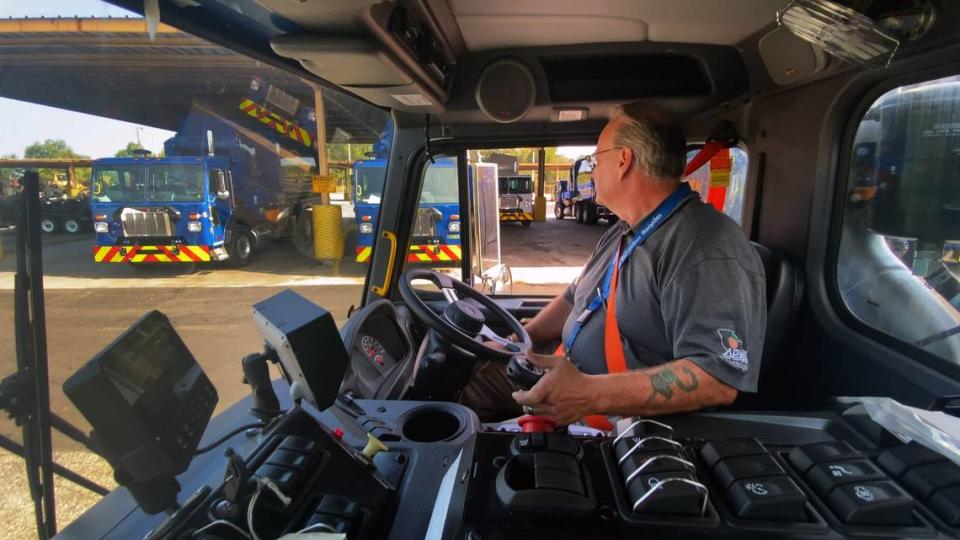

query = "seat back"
[{"left": 753, "top": 242, "right": 804, "bottom": 365}]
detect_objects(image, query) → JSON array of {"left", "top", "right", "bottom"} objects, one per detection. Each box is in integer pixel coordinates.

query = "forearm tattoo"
[{"left": 646, "top": 365, "right": 699, "bottom": 404}]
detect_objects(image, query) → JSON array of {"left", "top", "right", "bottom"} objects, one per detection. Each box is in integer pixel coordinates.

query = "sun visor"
[
  {"left": 271, "top": 34, "right": 445, "bottom": 114},
  {"left": 271, "top": 34, "right": 413, "bottom": 87}
]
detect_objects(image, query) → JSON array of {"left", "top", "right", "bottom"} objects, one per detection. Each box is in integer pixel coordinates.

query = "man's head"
[{"left": 591, "top": 102, "right": 686, "bottom": 210}]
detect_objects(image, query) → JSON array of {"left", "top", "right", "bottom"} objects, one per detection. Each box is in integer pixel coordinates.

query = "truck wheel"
[
  {"left": 40, "top": 218, "right": 57, "bottom": 234},
  {"left": 226, "top": 227, "right": 254, "bottom": 267},
  {"left": 522, "top": 220, "right": 532, "bottom": 227},
  {"left": 586, "top": 205, "right": 599, "bottom": 225},
  {"left": 63, "top": 218, "right": 81, "bottom": 234},
  {"left": 575, "top": 204, "right": 584, "bottom": 224},
  {"left": 554, "top": 202, "right": 564, "bottom": 220}
]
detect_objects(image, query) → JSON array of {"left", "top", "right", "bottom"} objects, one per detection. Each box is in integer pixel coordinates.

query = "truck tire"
[
  {"left": 40, "top": 218, "right": 57, "bottom": 234},
  {"left": 585, "top": 204, "right": 599, "bottom": 225},
  {"left": 575, "top": 204, "right": 584, "bottom": 224},
  {"left": 555, "top": 202, "right": 564, "bottom": 220},
  {"left": 63, "top": 217, "right": 81, "bottom": 234},
  {"left": 522, "top": 220, "right": 532, "bottom": 227},
  {"left": 226, "top": 226, "right": 254, "bottom": 267}
]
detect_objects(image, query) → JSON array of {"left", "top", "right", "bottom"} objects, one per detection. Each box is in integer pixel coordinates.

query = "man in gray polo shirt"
[{"left": 461, "top": 102, "right": 766, "bottom": 425}]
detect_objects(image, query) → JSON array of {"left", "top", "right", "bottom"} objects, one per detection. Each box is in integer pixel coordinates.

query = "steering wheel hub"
[{"left": 443, "top": 301, "right": 485, "bottom": 336}]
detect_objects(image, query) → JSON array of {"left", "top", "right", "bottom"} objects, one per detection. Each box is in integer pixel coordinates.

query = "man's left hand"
[{"left": 512, "top": 353, "right": 599, "bottom": 425}]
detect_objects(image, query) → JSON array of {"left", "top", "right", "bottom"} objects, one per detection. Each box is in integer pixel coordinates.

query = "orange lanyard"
[{"left": 603, "top": 238, "right": 628, "bottom": 374}]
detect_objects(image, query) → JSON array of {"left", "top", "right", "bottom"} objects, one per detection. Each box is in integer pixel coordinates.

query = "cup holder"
[{"left": 400, "top": 406, "right": 465, "bottom": 442}]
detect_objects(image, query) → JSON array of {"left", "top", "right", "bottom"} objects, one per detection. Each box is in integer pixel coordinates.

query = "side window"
[
  {"left": 837, "top": 74, "right": 960, "bottom": 362},
  {"left": 685, "top": 146, "right": 749, "bottom": 224},
  {"left": 402, "top": 156, "right": 463, "bottom": 277}
]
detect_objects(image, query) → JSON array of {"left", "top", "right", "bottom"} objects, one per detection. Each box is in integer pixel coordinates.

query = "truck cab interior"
[{"left": 12, "top": 0, "right": 960, "bottom": 538}]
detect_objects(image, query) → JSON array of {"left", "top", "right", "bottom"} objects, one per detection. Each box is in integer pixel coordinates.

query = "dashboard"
[{"left": 339, "top": 300, "right": 416, "bottom": 401}]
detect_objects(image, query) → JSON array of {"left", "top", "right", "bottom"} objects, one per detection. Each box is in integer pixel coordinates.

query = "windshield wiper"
[{"left": 915, "top": 325, "right": 960, "bottom": 348}]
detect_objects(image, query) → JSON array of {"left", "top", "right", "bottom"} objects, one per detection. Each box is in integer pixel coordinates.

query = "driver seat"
[{"left": 733, "top": 243, "right": 804, "bottom": 408}]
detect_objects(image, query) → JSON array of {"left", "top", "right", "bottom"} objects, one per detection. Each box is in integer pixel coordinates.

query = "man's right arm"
[{"left": 523, "top": 293, "right": 574, "bottom": 344}]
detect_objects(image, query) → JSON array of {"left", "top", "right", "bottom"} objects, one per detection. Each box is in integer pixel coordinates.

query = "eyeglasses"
[{"left": 584, "top": 147, "right": 622, "bottom": 168}]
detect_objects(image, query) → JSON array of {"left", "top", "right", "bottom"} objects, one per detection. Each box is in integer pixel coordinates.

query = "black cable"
[
  {"left": 193, "top": 423, "right": 264, "bottom": 456},
  {"left": 424, "top": 114, "right": 436, "bottom": 164}
]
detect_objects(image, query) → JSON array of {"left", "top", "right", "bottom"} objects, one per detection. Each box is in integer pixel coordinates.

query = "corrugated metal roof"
[{"left": 0, "top": 17, "right": 387, "bottom": 144}]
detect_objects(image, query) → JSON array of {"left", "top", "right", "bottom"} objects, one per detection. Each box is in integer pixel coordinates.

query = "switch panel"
[
  {"left": 700, "top": 438, "right": 768, "bottom": 469},
  {"left": 628, "top": 471, "right": 703, "bottom": 515},
  {"left": 787, "top": 441, "right": 861, "bottom": 474},
  {"left": 826, "top": 481, "right": 915, "bottom": 526},
  {"left": 713, "top": 454, "right": 785, "bottom": 489},
  {"left": 876, "top": 443, "right": 946, "bottom": 479},
  {"left": 806, "top": 459, "right": 886, "bottom": 497},
  {"left": 727, "top": 476, "right": 808, "bottom": 521}
]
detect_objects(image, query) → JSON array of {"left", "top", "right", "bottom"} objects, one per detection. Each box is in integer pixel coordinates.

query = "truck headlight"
[
  {"left": 448, "top": 222, "right": 461, "bottom": 233},
  {"left": 359, "top": 222, "right": 374, "bottom": 235},
  {"left": 187, "top": 221, "right": 202, "bottom": 232},
  {"left": 94, "top": 222, "right": 109, "bottom": 233}
]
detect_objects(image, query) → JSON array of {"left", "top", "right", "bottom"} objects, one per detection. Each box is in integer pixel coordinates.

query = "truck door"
[{"left": 209, "top": 168, "right": 232, "bottom": 243}]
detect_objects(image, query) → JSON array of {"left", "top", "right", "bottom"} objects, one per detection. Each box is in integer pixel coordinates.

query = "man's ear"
[{"left": 618, "top": 147, "right": 634, "bottom": 181}]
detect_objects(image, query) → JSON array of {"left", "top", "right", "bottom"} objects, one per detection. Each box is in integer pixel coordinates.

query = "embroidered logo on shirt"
[{"left": 717, "top": 329, "right": 749, "bottom": 372}]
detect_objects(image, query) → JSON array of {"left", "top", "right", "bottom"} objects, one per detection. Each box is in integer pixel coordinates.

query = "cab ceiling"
[{"left": 257, "top": 0, "right": 785, "bottom": 49}]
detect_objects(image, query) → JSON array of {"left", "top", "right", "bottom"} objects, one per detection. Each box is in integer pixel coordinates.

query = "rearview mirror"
[
  {"left": 213, "top": 170, "right": 230, "bottom": 200},
  {"left": 480, "top": 263, "right": 513, "bottom": 295}
]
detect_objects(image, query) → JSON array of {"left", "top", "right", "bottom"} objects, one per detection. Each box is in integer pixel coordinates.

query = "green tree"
[
  {"left": 24, "top": 139, "right": 87, "bottom": 160},
  {"left": 114, "top": 142, "right": 144, "bottom": 158},
  {"left": 22, "top": 140, "right": 91, "bottom": 192}
]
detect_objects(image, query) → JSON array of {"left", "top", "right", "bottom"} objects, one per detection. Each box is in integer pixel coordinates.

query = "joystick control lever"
[
  {"left": 242, "top": 348, "right": 281, "bottom": 420},
  {"left": 506, "top": 354, "right": 545, "bottom": 391}
]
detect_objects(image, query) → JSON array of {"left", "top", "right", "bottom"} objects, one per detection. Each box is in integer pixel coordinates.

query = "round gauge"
[{"left": 361, "top": 335, "right": 386, "bottom": 365}]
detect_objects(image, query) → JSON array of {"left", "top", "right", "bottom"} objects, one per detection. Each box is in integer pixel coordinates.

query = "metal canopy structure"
[{"left": 0, "top": 18, "right": 386, "bottom": 145}]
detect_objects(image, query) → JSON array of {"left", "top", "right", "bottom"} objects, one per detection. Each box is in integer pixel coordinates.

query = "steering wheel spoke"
[
  {"left": 476, "top": 324, "right": 515, "bottom": 349},
  {"left": 441, "top": 287, "right": 459, "bottom": 303}
]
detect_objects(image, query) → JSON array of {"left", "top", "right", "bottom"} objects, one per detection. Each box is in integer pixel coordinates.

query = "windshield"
[
  {"left": 92, "top": 166, "right": 144, "bottom": 203},
  {"left": 420, "top": 164, "right": 458, "bottom": 204},
  {"left": 147, "top": 165, "right": 204, "bottom": 202},
  {"left": 93, "top": 165, "right": 204, "bottom": 203},
  {"left": 0, "top": 6, "right": 394, "bottom": 534},
  {"left": 356, "top": 165, "right": 386, "bottom": 204},
  {"left": 507, "top": 177, "right": 533, "bottom": 194}
]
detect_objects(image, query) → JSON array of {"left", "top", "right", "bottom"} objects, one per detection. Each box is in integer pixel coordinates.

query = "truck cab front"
[{"left": 90, "top": 156, "right": 230, "bottom": 263}]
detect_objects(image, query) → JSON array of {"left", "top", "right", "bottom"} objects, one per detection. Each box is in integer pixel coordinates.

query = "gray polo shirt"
[{"left": 560, "top": 193, "right": 766, "bottom": 392}]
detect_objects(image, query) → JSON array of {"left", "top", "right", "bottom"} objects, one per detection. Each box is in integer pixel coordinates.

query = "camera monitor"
[
  {"left": 64, "top": 311, "right": 217, "bottom": 486},
  {"left": 253, "top": 289, "right": 349, "bottom": 411}
]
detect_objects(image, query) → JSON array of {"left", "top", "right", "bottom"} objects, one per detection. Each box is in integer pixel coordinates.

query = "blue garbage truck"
[
  {"left": 554, "top": 157, "right": 616, "bottom": 225},
  {"left": 353, "top": 123, "right": 462, "bottom": 264},
  {"left": 90, "top": 80, "right": 320, "bottom": 266}
]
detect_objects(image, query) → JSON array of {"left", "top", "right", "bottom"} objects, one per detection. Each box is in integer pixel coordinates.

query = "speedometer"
[{"left": 361, "top": 335, "right": 387, "bottom": 366}]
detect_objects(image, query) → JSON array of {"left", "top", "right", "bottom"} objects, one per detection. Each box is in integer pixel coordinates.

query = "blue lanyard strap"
[{"left": 565, "top": 183, "right": 695, "bottom": 353}]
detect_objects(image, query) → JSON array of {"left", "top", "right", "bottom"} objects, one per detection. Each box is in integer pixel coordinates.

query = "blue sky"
[
  {"left": 0, "top": 0, "right": 176, "bottom": 158},
  {"left": 0, "top": 0, "right": 137, "bottom": 18}
]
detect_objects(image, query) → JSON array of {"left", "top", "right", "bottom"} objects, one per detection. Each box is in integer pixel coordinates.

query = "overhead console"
[{"left": 270, "top": 0, "right": 458, "bottom": 114}]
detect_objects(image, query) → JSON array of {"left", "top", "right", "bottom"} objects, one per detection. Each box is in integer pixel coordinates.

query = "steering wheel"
[{"left": 398, "top": 269, "right": 532, "bottom": 362}]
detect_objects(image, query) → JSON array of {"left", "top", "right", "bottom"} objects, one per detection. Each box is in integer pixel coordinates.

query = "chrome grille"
[
  {"left": 413, "top": 207, "right": 440, "bottom": 238},
  {"left": 121, "top": 208, "right": 174, "bottom": 237}
]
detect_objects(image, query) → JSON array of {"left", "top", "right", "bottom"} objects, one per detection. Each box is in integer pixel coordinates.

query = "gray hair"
[{"left": 608, "top": 102, "right": 686, "bottom": 180}]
